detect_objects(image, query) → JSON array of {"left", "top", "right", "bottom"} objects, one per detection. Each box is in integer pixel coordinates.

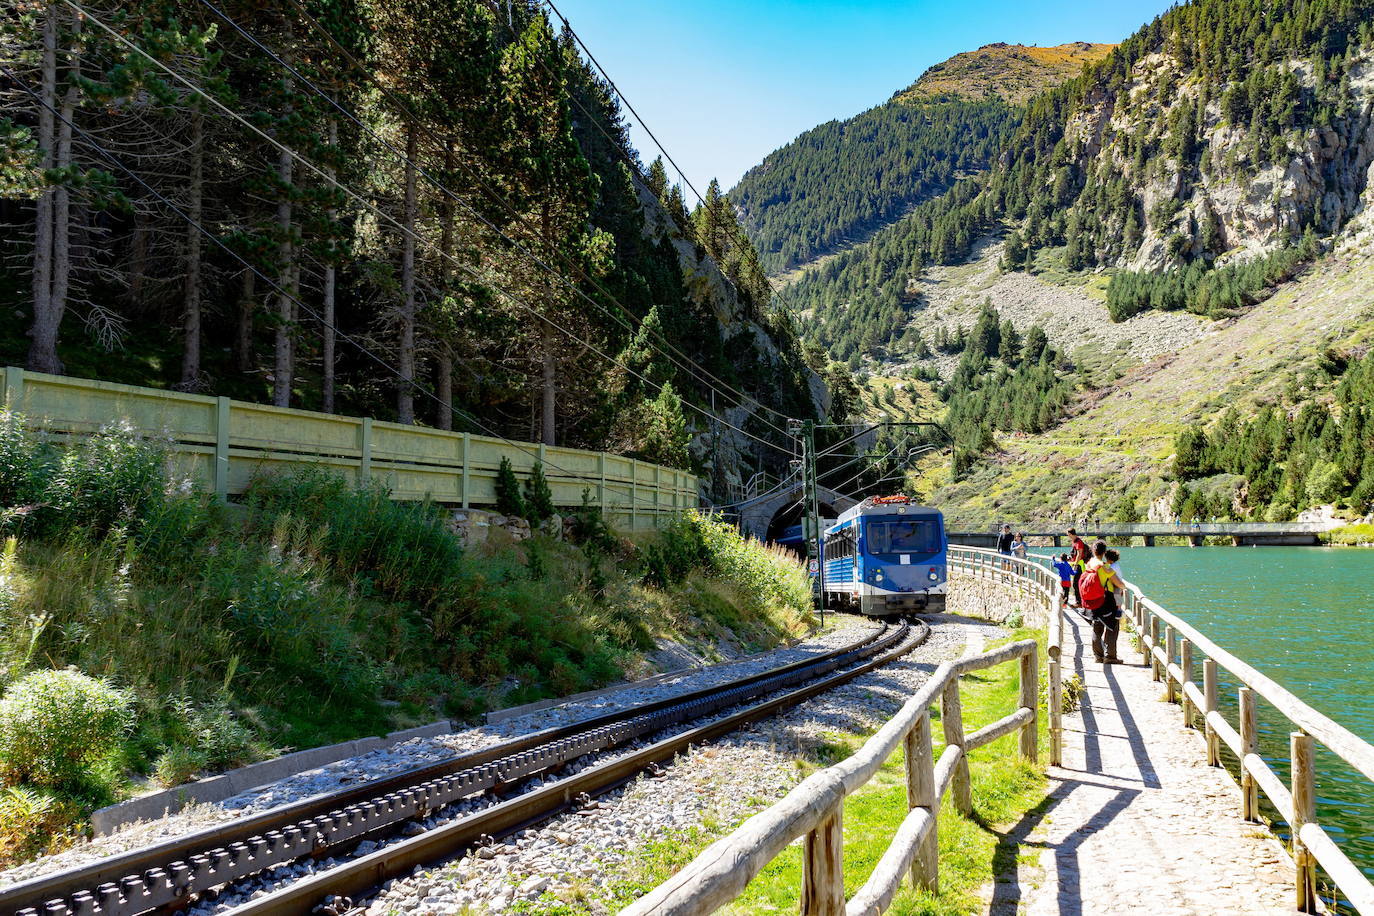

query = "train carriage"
[{"left": 821, "top": 496, "right": 946, "bottom": 617}]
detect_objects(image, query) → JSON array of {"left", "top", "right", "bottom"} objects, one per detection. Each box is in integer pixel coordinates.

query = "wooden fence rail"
[
  {"left": 968, "top": 546, "right": 1374, "bottom": 915},
  {"left": 620, "top": 637, "right": 1040, "bottom": 916},
  {"left": 0, "top": 367, "right": 698, "bottom": 532}
]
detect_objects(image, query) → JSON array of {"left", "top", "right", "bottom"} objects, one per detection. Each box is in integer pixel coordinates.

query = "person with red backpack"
[
  {"left": 1066, "top": 528, "right": 1090, "bottom": 607},
  {"left": 1080, "top": 541, "right": 1125, "bottom": 663}
]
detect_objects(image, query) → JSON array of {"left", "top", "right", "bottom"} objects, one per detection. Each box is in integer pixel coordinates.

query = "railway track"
[{"left": 3, "top": 620, "right": 927, "bottom": 916}]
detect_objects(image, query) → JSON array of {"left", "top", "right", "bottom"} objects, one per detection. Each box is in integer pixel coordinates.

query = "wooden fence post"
[
  {"left": 1239, "top": 687, "right": 1258, "bottom": 821},
  {"left": 1291, "top": 731, "right": 1317, "bottom": 913},
  {"left": 1165, "top": 626, "right": 1178, "bottom": 703},
  {"left": 1150, "top": 615, "right": 1162, "bottom": 682},
  {"left": 905, "top": 712, "right": 938, "bottom": 893},
  {"left": 941, "top": 679, "right": 973, "bottom": 816},
  {"left": 1019, "top": 649, "right": 1039, "bottom": 763},
  {"left": 801, "top": 802, "right": 844, "bottom": 916},
  {"left": 1204, "top": 659, "right": 1220, "bottom": 766},
  {"left": 1049, "top": 653, "right": 1062, "bottom": 767},
  {"left": 213, "top": 396, "right": 230, "bottom": 500},
  {"left": 1180, "top": 638, "right": 1194, "bottom": 726}
]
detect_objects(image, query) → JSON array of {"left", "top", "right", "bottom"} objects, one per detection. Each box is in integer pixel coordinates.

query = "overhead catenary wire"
[
  {"left": 257, "top": 0, "right": 797, "bottom": 436},
  {"left": 59, "top": 0, "right": 796, "bottom": 460},
  {"left": 2, "top": 66, "right": 684, "bottom": 514}
]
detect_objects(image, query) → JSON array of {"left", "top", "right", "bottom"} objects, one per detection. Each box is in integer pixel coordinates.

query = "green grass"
[
  {"left": 1325, "top": 523, "right": 1374, "bottom": 546},
  {"left": 0, "top": 416, "right": 816, "bottom": 864},
  {"left": 571, "top": 627, "right": 1051, "bottom": 915}
]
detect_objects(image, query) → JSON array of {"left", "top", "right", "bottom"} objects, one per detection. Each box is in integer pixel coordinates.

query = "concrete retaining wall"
[
  {"left": 90, "top": 720, "right": 453, "bottom": 836},
  {"left": 946, "top": 569, "right": 1049, "bottom": 629}
]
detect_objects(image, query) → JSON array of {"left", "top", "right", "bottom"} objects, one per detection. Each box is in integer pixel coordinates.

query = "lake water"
[{"left": 1108, "top": 546, "right": 1374, "bottom": 886}]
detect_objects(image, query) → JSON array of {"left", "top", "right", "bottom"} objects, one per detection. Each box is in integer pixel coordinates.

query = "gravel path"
[
  {"left": 364, "top": 613, "right": 1003, "bottom": 916},
  {"left": 0, "top": 622, "right": 879, "bottom": 890}
]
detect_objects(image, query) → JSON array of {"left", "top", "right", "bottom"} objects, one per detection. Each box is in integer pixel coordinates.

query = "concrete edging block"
[{"left": 90, "top": 719, "right": 454, "bottom": 836}]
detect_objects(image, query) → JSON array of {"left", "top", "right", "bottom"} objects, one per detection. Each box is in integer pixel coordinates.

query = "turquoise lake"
[{"left": 1107, "top": 546, "right": 1374, "bottom": 885}]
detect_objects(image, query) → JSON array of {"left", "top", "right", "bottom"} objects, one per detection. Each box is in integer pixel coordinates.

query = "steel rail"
[
  {"left": 5, "top": 625, "right": 903, "bottom": 916},
  {"left": 226, "top": 623, "right": 929, "bottom": 916}
]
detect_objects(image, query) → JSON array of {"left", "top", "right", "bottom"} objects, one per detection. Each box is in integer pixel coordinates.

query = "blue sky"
[{"left": 554, "top": 0, "right": 1174, "bottom": 196}]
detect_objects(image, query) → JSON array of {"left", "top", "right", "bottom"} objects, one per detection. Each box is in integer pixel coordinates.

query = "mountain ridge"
[{"left": 895, "top": 41, "right": 1117, "bottom": 105}]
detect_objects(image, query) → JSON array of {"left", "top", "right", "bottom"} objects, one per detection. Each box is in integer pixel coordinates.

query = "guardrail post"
[
  {"left": 460, "top": 433, "right": 470, "bottom": 508},
  {"left": 905, "top": 711, "right": 938, "bottom": 892},
  {"left": 1020, "top": 649, "right": 1039, "bottom": 763},
  {"left": 1239, "top": 687, "right": 1258, "bottom": 822},
  {"left": 801, "top": 802, "right": 844, "bottom": 916},
  {"left": 941, "top": 679, "right": 973, "bottom": 816},
  {"left": 1204, "top": 659, "right": 1220, "bottom": 766},
  {"left": 358, "top": 417, "right": 373, "bottom": 483},
  {"left": 1291, "top": 731, "right": 1317, "bottom": 913},
  {"left": 630, "top": 458, "right": 638, "bottom": 531},
  {"left": 1180, "top": 638, "right": 1194, "bottom": 726},
  {"left": 213, "top": 396, "right": 231, "bottom": 500}
]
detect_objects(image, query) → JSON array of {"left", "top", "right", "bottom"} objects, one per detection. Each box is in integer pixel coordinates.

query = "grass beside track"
[{"left": 546, "top": 625, "right": 1051, "bottom": 916}]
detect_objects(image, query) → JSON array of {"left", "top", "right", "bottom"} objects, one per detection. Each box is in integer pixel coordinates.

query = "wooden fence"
[
  {"left": 959, "top": 546, "right": 1374, "bottom": 915},
  {"left": 620, "top": 636, "right": 1040, "bottom": 915},
  {"left": 0, "top": 367, "right": 698, "bottom": 531}
]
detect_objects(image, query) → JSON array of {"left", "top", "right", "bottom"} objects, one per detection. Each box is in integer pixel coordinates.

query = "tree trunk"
[
  {"left": 26, "top": 1, "right": 58, "bottom": 374},
  {"left": 539, "top": 200, "right": 557, "bottom": 447},
  {"left": 541, "top": 328, "right": 557, "bottom": 447},
  {"left": 235, "top": 268, "right": 256, "bottom": 372},
  {"left": 272, "top": 140, "right": 293, "bottom": 408},
  {"left": 321, "top": 118, "right": 337, "bottom": 414},
  {"left": 48, "top": 8, "right": 80, "bottom": 358},
  {"left": 436, "top": 352, "right": 452, "bottom": 430},
  {"left": 397, "top": 123, "right": 418, "bottom": 425},
  {"left": 435, "top": 141, "right": 454, "bottom": 431},
  {"left": 179, "top": 109, "right": 205, "bottom": 391}
]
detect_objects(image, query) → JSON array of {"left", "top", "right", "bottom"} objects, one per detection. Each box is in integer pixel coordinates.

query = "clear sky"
[{"left": 553, "top": 0, "right": 1174, "bottom": 197}]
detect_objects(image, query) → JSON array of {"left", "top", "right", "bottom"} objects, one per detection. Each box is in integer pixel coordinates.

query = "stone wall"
[{"left": 947, "top": 569, "right": 1050, "bottom": 628}]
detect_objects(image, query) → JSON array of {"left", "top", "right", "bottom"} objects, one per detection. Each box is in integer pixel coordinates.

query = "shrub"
[
  {"left": 0, "top": 669, "right": 133, "bottom": 789},
  {"left": 45, "top": 421, "right": 167, "bottom": 536},
  {"left": 523, "top": 462, "right": 555, "bottom": 525},
  {"left": 0, "top": 410, "right": 51, "bottom": 525},
  {"left": 152, "top": 745, "right": 206, "bottom": 788},
  {"left": 494, "top": 457, "right": 526, "bottom": 519},
  {"left": 690, "top": 511, "right": 812, "bottom": 620},
  {"left": 0, "top": 786, "right": 78, "bottom": 867}
]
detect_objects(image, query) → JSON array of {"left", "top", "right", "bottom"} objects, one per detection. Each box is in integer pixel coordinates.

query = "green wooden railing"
[{"left": 1, "top": 367, "right": 698, "bottom": 531}]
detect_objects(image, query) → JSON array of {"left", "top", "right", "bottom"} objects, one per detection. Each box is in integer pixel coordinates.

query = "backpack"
[{"left": 1078, "top": 565, "right": 1106, "bottom": 610}]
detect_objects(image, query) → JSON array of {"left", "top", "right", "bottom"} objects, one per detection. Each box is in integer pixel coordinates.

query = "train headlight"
[
  {"left": 874, "top": 569, "right": 884, "bottom": 583},
  {"left": 928, "top": 570, "right": 939, "bottom": 581}
]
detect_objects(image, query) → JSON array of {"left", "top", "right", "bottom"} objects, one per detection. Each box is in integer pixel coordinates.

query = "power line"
[
  {"left": 2, "top": 65, "right": 684, "bottom": 514},
  {"left": 538, "top": 0, "right": 779, "bottom": 300},
  {"left": 62, "top": 0, "right": 795, "bottom": 460},
  {"left": 260, "top": 0, "right": 796, "bottom": 435}
]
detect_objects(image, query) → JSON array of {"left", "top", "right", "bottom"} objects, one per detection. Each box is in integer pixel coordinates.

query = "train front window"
[{"left": 866, "top": 519, "right": 940, "bottom": 555}]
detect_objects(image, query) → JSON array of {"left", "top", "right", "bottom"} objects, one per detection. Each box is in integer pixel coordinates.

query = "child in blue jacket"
[{"left": 1052, "top": 554, "right": 1075, "bottom": 604}]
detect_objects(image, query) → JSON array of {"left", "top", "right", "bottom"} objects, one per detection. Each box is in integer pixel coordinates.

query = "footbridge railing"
[
  {"left": 621, "top": 635, "right": 1040, "bottom": 916},
  {"left": 951, "top": 545, "right": 1374, "bottom": 914}
]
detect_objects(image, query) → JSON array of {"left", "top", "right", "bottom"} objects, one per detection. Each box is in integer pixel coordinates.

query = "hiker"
[
  {"left": 1080, "top": 541, "right": 1126, "bottom": 664},
  {"left": 1066, "top": 528, "right": 1090, "bottom": 606},
  {"left": 996, "top": 524, "right": 1014, "bottom": 555},
  {"left": 1012, "top": 532, "right": 1028, "bottom": 559},
  {"left": 1052, "top": 553, "right": 1075, "bottom": 603}
]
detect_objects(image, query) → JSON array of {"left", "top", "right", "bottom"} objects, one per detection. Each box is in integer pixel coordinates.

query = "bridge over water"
[{"left": 948, "top": 522, "right": 1330, "bottom": 548}]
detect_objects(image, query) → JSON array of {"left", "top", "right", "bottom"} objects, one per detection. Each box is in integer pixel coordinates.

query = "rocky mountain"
[
  {"left": 894, "top": 41, "right": 1116, "bottom": 106},
  {"left": 777, "top": 0, "right": 1374, "bottom": 526},
  {"left": 727, "top": 43, "right": 1112, "bottom": 278}
]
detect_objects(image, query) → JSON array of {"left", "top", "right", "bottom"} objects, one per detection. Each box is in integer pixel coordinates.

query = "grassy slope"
[
  {"left": 918, "top": 235, "right": 1374, "bottom": 527},
  {"left": 895, "top": 43, "right": 1117, "bottom": 106}
]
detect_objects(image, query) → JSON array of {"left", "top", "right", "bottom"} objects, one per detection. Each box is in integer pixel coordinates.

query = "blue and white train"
[{"left": 820, "top": 496, "right": 947, "bottom": 617}]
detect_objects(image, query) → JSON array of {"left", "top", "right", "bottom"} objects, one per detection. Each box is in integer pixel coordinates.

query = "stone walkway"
[{"left": 994, "top": 610, "right": 1297, "bottom": 916}]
